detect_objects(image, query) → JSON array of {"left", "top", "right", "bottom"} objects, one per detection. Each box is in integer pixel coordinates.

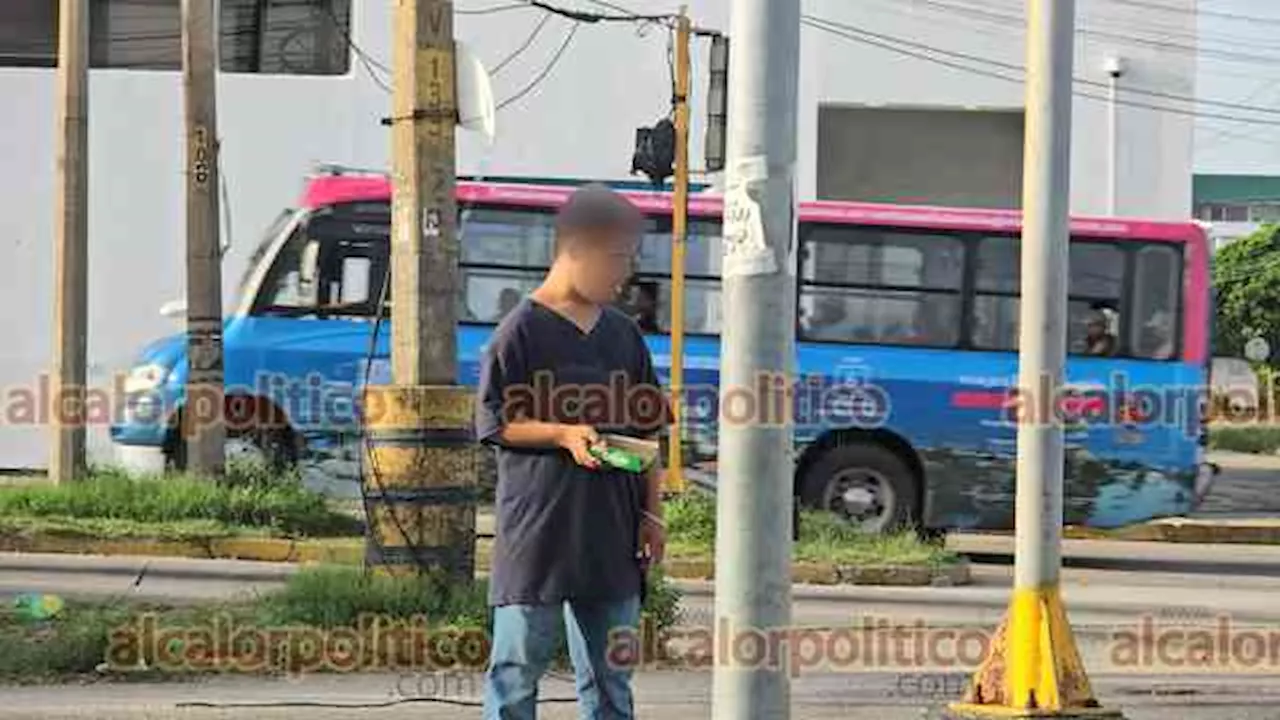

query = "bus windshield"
[{"left": 236, "top": 209, "right": 297, "bottom": 301}]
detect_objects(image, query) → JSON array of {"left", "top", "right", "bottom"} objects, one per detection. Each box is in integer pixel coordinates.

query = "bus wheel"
[
  {"left": 224, "top": 425, "right": 297, "bottom": 475},
  {"left": 165, "top": 418, "right": 297, "bottom": 478},
  {"left": 800, "top": 443, "right": 919, "bottom": 534}
]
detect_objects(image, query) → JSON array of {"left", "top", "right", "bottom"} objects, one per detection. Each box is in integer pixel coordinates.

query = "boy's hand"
[
  {"left": 557, "top": 425, "right": 602, "bottom": 469},
  {"left": 638, "top": 513, "right": 666, "bottom": 569}
]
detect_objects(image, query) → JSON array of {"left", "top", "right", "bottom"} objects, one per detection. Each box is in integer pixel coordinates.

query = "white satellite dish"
[{"left": 456, "top": 41, "right": 496, "bottom": 145}]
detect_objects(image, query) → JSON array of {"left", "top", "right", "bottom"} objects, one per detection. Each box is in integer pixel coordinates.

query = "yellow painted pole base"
[{"left": 944, "top": 586, "right": 1125, "bottom": 719}]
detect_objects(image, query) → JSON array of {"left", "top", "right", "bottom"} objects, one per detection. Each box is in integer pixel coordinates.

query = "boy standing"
[{"left": 475, "top": 184, "right": 668, "bottom": 720}]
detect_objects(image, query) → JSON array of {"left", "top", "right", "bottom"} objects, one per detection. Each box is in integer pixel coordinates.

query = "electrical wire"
[
  {"left": 577, "top": 0, "right": 674, "bottom": 23},
  {"left": 176, "top": 697, "right": 577, "bottom": 709},
  {"left": 888, "top": 0, "right": 1280, "bottom": 68},
  {"left": 1104, "top": 0, "right": 1280, "bottom": 27},
  {"left": 491, "top": 11, "right": 553, "bottom": 76},
  {"left": 494, "top": 22, "right": 581, "bottom": 112},
  {"left": 801, "top": 14, "right": 1280, "bottom": 130},
  {"left": 807, "top": 13, "right": 1280, "bottom": 119},
  {"left": 318, "top": 2, "right": 392, "bottom": 92},
  {"left": 950, "top": 0, "right": 1280, "bottom": 56},
  {"left": 457, "top": 2, "right": 533, "bottom": 15}
]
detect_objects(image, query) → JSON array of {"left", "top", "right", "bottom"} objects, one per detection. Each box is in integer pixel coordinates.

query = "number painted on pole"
[{"left": 192, "top": 126, "right": 212, "bottom": 188}]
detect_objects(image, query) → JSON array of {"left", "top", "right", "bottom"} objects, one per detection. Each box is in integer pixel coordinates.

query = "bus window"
[
  {"left": 798, "top": 225, "right": 963, "bottom": 346},
  {"left": 972, "top": 236, "right": 1127, "bottom": 355},
  {"left": 461, "top": 207, "right": 554, "bottom": 267},
  {"left": 236, "top": 208, "right": 296, "bottom": 301},
  {"left": 630, "top": 218, "right": 723, "bottom": 335},
  {"left": 1130, "top": 245, "right": 1182, "bottom": 360},
  {"left": 315, "top": 236, "right": 386, "bottom": 317},
  {"left": 801, "top": 288, "right": 960, "bottom": 346},
  {"left": 255, "top": 226, "right": 319, "bottom": 315},
  {"left": 463, "top": 269, "right": 540, "bottom": 323}
]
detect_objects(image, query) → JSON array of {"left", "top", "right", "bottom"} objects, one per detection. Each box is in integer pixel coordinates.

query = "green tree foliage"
[{"left": 1213, "top": 225, "right": 1280, "bottom": 362}]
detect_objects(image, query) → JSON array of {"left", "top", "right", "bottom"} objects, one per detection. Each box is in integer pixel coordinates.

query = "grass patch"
[
  {"left": 1208, "top": 425, "right": 1280, "bottom": 454},
  {"left": 0, "top": 464, "right": 360, "bottom": 538},
  {"left": 0, "top": 602, "right": 133, "bottom": 682},
  {"left": 665, "top": 492, "right": 958, "bottom": 568},
  {"left": 1, "top": 564, "right": 683, "bottom": 683},
  {"left": 0, "top": 515, "right": 264, "bottom": 541}
]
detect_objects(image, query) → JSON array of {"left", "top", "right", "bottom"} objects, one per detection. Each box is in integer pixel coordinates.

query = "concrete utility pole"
[
  {"left": 946, "top": 2, "right": 1122, "bottom": 717},
  {"left": 712, "top": 0, "right": 800, "bottom": 718},
  {"left": 666, "top": 7, "right": 692, "bottom": 494},
  {"left": 50, "top": 0, "right": 90, "bottom": 484},
  {"left": 390, "top": 0, "right": 458, "bottom": 385},
  {"left": 361, "top": 0, "right": 476, "bottom": 584},
  {"left": 181, "top": 0, "right": 226, "bottom": 478}
]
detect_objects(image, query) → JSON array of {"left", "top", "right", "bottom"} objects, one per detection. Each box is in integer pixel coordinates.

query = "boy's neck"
[{"left": 532, "top": 266, "right": 602, "bottom": 329}]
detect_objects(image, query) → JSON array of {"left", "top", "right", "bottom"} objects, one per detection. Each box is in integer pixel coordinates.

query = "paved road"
[
  {"left": 1198, "top": 451, "right": 1280, "bottom": 516},
  {"left": 2, "top": 671, "right": 1280, "bottom": 719}
]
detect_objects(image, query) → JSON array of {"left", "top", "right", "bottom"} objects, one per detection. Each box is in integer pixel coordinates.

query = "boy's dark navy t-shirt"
[{"left": 474, "top": 298, "right": 668, "bottom": 607}]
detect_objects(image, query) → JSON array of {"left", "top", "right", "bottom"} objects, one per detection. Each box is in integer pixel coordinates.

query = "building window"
[
  {"left": 90, "top": 0, "right": 182, "bottom": 70},
  {"left": 1, "top": 0, "right": 350, "bottom": 74},
  {"left": 221, "top": 0, "right": 351, "bottom": 75},
  {"left": 1248, "top": 203, "right": 1280, "bottom": 223},
  {"left": 1197, "top": 203, "right": 1250, "bottom": 223},
  {"left": 0, "top": 2, "right": 58, "bottom": 67}
]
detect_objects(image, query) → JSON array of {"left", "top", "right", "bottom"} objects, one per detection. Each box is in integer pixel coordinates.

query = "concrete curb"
[
  {"left": 0, "top": 532, "right": 971, "bottom": 587},
  {"left": 660, "top": 557, "right": 971, "bottom": 586},
  {"left": 1062, "top": 519, "right": 1280, "bottom": 544}
]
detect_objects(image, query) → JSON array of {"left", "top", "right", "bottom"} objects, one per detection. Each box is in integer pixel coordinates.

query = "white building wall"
[{"left": 0, "top": 0, "right": 1197, "bottom": 469}]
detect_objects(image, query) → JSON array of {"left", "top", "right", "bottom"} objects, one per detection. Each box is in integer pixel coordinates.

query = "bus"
[{"left": 110, "top": 170, "right": 1218, "bottom": 534}]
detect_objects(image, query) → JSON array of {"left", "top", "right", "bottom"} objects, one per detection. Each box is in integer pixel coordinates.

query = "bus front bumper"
[{"left": 113, "top": 444, "right": 166, "bottom": 475}]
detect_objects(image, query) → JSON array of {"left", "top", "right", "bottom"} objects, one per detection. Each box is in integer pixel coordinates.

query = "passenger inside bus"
[
  {"left": 1140, "top": 311, "right": 1175, "bottom": 360},
  {"left": 1084, "top": 308, "right": 1118, "bottom": 357},
  {"left": 497, "top": 288, "right": 523, "bottom": 320},
  {"left": 629, "top": 281, "right": 660, "bottom": 333}
]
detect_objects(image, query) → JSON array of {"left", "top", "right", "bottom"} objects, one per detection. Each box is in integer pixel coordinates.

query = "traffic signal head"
[{"left": 631, "top": 118, "right": 676, "bottom": 185}]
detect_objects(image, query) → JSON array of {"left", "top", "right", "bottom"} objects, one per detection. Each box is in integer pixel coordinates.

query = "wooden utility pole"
[
  {"left": 181, "top": 0, "right": 225, "bottom": 477},
  {"left": 666, "top": 8, "right": 692, "bottom": 494},
  {"left": 50, "top": 0, "right": 90, "bottom": 484},
  {"left": 361, "top": 0, "right": 475, "bottom": 584},
  {"left": 391, "top": 0, "right": 459, "bottom": 385}
]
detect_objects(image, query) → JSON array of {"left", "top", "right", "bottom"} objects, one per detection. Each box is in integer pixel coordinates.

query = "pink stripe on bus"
[{"left": 300, "top": 176, "right": 1209, "bottom": 364}]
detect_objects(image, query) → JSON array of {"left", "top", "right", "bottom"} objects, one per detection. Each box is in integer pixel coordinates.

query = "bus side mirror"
[{"left": 300, "top": 240, "right": 320, "bottom": 289}]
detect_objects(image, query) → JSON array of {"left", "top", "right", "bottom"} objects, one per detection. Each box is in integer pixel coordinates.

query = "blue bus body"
[
  {"left": 113, "top": 316, "right": 1205, "bottom": 531},
  {"left": 111, "top": 178, "right": 1215, "bottom": 532}
]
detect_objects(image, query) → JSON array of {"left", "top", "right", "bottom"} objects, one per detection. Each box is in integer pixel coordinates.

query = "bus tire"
[
  {"left": 164, "top": 413, "right": 298, "bottom": 478},
  {"left": 798, "top": 442, "right": 920, "bottom": 534}
]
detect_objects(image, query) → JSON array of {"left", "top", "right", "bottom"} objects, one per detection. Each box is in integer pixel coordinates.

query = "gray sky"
[{"left": 1194, "top": 0, "right": 1280, "bottom": 174}]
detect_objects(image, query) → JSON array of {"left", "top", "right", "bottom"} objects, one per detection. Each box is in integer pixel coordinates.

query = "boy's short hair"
[{"left": 554, "top": 184, "right": 645, "bottom": 254}]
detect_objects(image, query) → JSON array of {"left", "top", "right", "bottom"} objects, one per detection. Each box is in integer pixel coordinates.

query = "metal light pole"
[
  {"left": 1105, "top": 56, "right": 1124, "bottom": 216},
  {"left": 712, "top": 0, "right": 800, "bottom": 718},
  {"left": 667, "top": 7, "right": 692, "bottom": 494},
  {"left": 946, "top": 2, "right": 1123, "bottom": 717}
]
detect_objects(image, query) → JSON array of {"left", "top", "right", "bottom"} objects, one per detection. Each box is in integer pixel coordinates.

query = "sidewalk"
[{"left": 2, "top": 670, "right": 1280, "bottom": 720}]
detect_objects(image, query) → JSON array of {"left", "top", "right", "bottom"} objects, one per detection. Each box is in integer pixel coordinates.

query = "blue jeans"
[{"left": 482, "top": 595, "right": 641, "bottom": 720}]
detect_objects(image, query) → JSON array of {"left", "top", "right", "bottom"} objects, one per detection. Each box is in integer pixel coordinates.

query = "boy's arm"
[
  {"left": 644, "top": 460, "right": 664, "bottom": 521},
  {"left": 501, "top": 421, "right": 602, "bottom": 468}
]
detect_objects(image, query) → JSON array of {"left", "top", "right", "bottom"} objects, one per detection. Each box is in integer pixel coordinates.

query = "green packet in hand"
[
  {"left": 589, "top": 444, "right": 646, "bottom": 473},
  {"left": 587, "top": 434, "right": 658, "bottom": 474}
]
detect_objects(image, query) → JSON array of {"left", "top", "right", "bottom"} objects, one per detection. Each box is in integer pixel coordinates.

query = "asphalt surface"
[
  {"left": 2, "top": 671, "right": 1280, "bottom": 719},
  {"left": 1196, "top": 451, "right": 1280, "bottom": 517}
]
